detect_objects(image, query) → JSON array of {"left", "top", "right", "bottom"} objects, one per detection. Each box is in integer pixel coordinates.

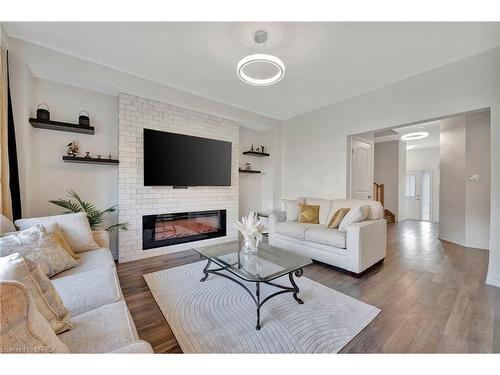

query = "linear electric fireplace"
[{"left": 142, "top": 210, "right": 226, "bottom": 250}]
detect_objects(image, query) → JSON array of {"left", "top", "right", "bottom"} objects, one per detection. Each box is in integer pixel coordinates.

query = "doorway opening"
[{"left": 347, "top": 108, "right": 491, "bottom": 250}]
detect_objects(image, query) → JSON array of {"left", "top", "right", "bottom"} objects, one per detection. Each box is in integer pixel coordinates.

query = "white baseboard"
[
  {"left": 438, "top": 234, "right": 489, "bottom": 250},
  {"left": 486, "top": 275, "right": 500, "bottom": 288},
  {"left": 397, "top": 217, "right": 407, "bottom": 222}
]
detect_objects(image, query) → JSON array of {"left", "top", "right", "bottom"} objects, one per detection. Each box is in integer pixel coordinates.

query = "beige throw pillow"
[
  {"left": 0, "top": 254, "right": 73, "bottom": 334},
  {"left": 44, "top": 223, "right": 79, "bottom": 260},
  {"left": 327, "top": 208, "right": 350, "bottom": 229},
  {"left": 0, "top": 225, "right": 78, "bottom": 277},
  {"left": 338, "top": 205, "right": 370, "bottom": 232},
  {"left": 15, "top": 212, "right": 99, "bottom": 253},
  {"left": 0, "top": 281, "right": 70, "bottom": 353},
  {"left": 298, "top": 204, "right": 320, "bottom": 224}
]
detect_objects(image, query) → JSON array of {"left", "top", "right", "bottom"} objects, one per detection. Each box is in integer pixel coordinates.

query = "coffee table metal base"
[{"left": 200, "top": 258, "right": 304, "bottom": 330}]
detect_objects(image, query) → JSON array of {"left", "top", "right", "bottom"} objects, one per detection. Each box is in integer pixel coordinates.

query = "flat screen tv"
[{"left": 143, "top": 129, "right": 232, "bottom": 186}]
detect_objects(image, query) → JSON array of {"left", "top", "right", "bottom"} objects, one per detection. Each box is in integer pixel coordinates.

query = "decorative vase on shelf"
[{"left": 235, "top": 212, "right": 266, "bottom": 255}]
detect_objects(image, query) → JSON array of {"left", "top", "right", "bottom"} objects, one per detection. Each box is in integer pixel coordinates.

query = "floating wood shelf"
[
  {"left": 62, "top": 156, "right": 119, "bottom": 165},
  {"left": 29, "top": 118, "right": 95, "bottom": 135},
  {"left": 239, "top": 168, "right": 261, "bottom": 174},
  {"left": 242, "top": 150, "right": 270, "bottom": 157}
]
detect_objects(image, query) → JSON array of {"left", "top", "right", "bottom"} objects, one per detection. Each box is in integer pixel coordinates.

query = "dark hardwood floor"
[{"left": 116, "top": 220, "right": 500, "bottom": 353}]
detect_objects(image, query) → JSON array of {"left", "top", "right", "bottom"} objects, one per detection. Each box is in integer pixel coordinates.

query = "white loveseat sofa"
[
  {"left": 0, "top": 215, "right": 153, "bottom": 354},
  {"left": 269, "top": 198, "right": 387, "bottom": 275}
]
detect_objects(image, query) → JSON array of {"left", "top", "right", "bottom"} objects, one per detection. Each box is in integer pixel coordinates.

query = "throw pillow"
[
  {"left": 0, "top": 225, "right": 79, "bottom": 277},
  {"left": 43, "top": 223, "right": 79, "bottom": 260},
  {"left": 338, "top": 205, "right": 370, "bottom": 232},
  {"left": 15, "top": 212, "right": 99, "bottom": 253},
  {"left": 0, "top": 254, "right": 73, "bottom": 334},
  {"left": 298, "top": 204, "right": 320, "bottom": 224},
  {"left": 327, "top": 208, "right": 350, "bottom": 229},
  {"left": 0, "top": 281, "right": 70, "bottom": 353},
  {"left": 282, "top": 199, "right": 300, "bottom": 222},
  {"left": 304, "top": 198, "right": 332, "bottom": 225}
]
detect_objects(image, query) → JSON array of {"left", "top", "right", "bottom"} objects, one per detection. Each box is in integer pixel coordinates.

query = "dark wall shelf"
[
  {"left": 242, "top": 150, "right": 270, "bottom": 157},
  {"left": 62, "top": 156, "right": 119, "bottom": 165},
  {"left": 30, "top": 118, "right": 95, "bottom": 135},
  {"left": 239, "top": 168, "right": 261, "bottom": 174}
]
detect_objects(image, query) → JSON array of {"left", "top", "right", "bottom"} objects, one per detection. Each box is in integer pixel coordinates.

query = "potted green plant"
[{"left": 49, "top": 190, "right": 128, "bottom": 232}]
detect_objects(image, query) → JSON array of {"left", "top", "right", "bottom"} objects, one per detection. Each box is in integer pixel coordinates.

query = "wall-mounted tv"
[{"left": 143, "top": 129, "right": 232, "bottom": 186}]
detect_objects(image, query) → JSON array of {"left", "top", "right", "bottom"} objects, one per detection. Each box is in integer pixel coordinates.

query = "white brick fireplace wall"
[{"left": 118, "top": 93, "right": 239, "bottom": 263}]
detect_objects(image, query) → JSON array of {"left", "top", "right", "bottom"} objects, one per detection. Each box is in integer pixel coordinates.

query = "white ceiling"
[
  {"left": 375, "top": 120, "right": 441, "bottom": 150},
  {"left": 4, "top": 22, "right": 500, "bottom": 120}
]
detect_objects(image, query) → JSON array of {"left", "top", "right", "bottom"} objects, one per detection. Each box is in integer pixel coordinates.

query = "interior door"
[{"left": 350, "top": 137, "right": 374, "bottom": 200}]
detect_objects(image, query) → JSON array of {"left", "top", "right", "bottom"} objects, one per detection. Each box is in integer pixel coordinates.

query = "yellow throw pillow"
[
  {"left": 298, "top": 204, "right": 320, "bottom": 224},
  {"left": 44, "top": 223, "right": 80, "bottom": 260},
  {"left": 327, "top": 208, "right": 350, "bottom": 229}
]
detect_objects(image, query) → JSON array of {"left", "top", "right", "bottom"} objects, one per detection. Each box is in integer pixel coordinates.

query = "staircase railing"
[{"left": 373, "top": 182, "right": 384, "bottom": 207}]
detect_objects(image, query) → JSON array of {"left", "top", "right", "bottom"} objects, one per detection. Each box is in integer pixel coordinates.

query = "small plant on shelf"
[{"left": 49, "top": 190, "right": 129, "bottom": 232}]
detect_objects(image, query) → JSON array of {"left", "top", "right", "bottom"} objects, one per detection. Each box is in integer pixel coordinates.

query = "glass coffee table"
[{"left": 192, "top": 240, "right": 312, "bottom": 330}]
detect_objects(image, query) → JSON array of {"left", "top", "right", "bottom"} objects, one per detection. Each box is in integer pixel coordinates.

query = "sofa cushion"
[
  {"left": 0, "top": 281, "right": 70, "bottom": 353},
  {"left": 275, "top": 222, "right": 318, "bottom": 240},
  {"left": 58, "top": 301, "right": 139, "bottom": 353},
  {"left": 52, "top": 267, "right": 122, "bottom": 317},
  {"left": 51, "top": 248, "right": 115, "bottom": 279},
  {"left": 304, "top": 198, "right": 332, "bottom": 224},
  {"left": 304, "top": 225, "right": 347, "bottom": 248},
  {"left": 15, "top": 213, "right": 99, "bottom": 253},
  {"left": 0, "top": 254, "right": 73, "bottom": 334}
]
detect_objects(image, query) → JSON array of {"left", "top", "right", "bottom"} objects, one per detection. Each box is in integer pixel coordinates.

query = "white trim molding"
[
  {"left": 438, "top": 234, "right": 489, "bottom": 251},
  {"left": 486, "top": 275, "right": 500, "bottom": 288}
]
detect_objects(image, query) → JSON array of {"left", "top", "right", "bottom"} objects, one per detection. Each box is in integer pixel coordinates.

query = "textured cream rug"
[{"left": 144, "top": 261, "right": 380, "bottom": 353}]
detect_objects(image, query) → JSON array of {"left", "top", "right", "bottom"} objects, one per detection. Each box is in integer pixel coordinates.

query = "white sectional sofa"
[
  {"left": 269, "top": 198, "right": 387, "bottom": 275},
  {"left": 0, "top": 216, "right": 153, "bottom": 354}
]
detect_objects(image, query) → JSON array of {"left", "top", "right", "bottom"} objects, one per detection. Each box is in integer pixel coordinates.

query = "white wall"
[
  {"left": 374, "top": 141, "right": 399, "bottom": 217},
  {"left": 439, "top": 112, "right": 491, "bottom": 249},
  {"left": 281, "top": 47, "right": 500, "bottom": 287},
  {"left": 465, "top": 110, "right": 491, "bottom": 249},
  {"left": 238, "top": 127, "right": 274, "bottom": 217},
  {"left": 440, "top": 116, "right": 466, "bottom": 243},
  {"left": 406, "top": 147, "right": 440, "bottom": 170},
  {"left": 28, "top": 78, "right": 119, "bottom": 255}
]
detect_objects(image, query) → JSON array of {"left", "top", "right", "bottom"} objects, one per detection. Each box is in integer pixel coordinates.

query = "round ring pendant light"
[
  {"left": 237, "top": 30, "right": 285, "bottom": 86},
  {"left": 401, "top": 131, "right": 429, "bottom": 141}
]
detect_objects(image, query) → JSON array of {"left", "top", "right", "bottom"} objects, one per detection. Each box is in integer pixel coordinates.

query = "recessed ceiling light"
[
  {"left": 237, "top": 30, "right": 285, "bottom": 87},
  {"left": 406, "top": 145, "right": 417, "bottom": 150},
  {"left": 401, "top": 132, "right": 429, "bottom": 141}
]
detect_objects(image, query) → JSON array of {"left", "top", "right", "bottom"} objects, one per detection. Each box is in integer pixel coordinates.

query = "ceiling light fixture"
[
  {"left": 406, "top": 145, "right": 417, "bottom": 150},
  {"left": 401, "top": 132, "right": 429, "bottom": 141},
  {"left": 237, "top": 30, "right": 285, "bottom": 86}
]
